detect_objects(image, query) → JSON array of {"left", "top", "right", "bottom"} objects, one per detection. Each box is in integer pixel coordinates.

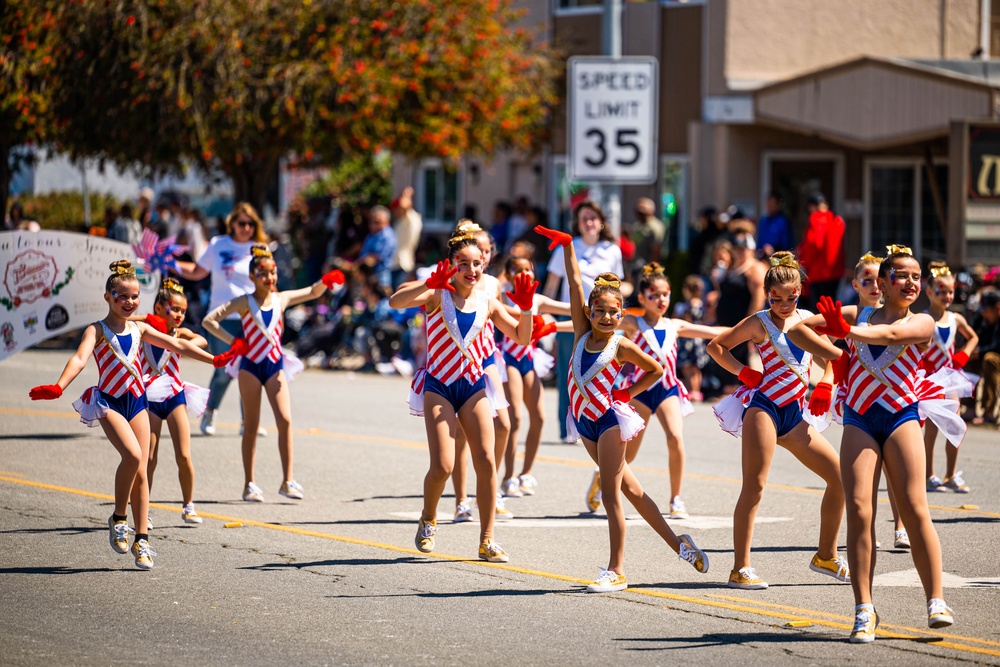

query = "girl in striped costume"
[
  {"left": 708, "top": 252, "right": 848, "bottom": 591},
  {"left": 499, "top": 255, "right": 569, "bottom": 499},
  {"left": 449, "top": 222, "right": 515, "bottom": 522},
  {"left": 791, "top": 247, "right": 963, "bottom": 642},
  {"left": 29, "top": 260, "right": 229, "bottom": 570},
  {"left": 203, "top": 246, "right": 344, "bottom": 504},
  {"left": 389, "top": 228, "right": 535, "bottom": 563},
  {"left": 140, "top": 278, "right": 210, "bottom": 525},
  {"left": 922, "top": 262, "right": 978, "bottom": 494},
  {"left": 612, "top": 262, "right": 725, "bottom": 520},
  {"left": 535, "top": 225, "right": 709, "bottom": 594}
]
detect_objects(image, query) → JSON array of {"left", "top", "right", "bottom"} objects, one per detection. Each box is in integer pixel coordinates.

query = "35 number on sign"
[{"left": 583, "top": 128, "right": 640, "bottom": 168}]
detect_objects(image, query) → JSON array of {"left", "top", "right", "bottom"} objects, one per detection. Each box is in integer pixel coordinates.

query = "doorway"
[{"left": 762, "top": 153, "right": 843, "bottom": 244}]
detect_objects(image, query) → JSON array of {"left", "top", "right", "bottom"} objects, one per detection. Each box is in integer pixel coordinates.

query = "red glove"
[
  {"left": 808, "top": 382, "right": 833, "bottom": 416},
  {"left": 951, "top": 351, "right": 969, "bottom": 369},
  {"left": 534, "top": 225, "right": 572, "bottom": 251},
  {"left": 831, "top": 352, "right": 850, "bottom": 385},
  {"left": 321, "top": 270, "right": 345, "bottom": 289},
  {"left": 611, "top": 388, "right": 631, "bottom": 403},
  {"left": 530, "top": 315, "right": 557, "bottom": 346},
  {"left": 506, "top": 272, "right": 539, "bottom": 311},
  {"left": 814, "top": 296, "right": 851, "bottom": 339},
  {"left": 425, "top": 260, "right": 458, "bottom": 293},
  {"left": 144, "top": 313, "right": 168, "bottom": 334},
  {"left": 738, "top": 366, "right": 763, "bottom": 388},
  {"left": 29, "top": 384, "right": 63, "bottom": 400},
  {"left": 213, "top": 338, "right": 249, "bottom": 368}
]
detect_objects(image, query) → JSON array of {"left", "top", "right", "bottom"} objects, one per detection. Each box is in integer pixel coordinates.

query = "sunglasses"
[{"left": 234, "top": 219, "right": 254, "bottom": 228}]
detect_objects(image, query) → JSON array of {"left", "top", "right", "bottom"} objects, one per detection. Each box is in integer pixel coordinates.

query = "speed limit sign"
[{"left": 568, "top": 57, "right": 658, "bottom": 183}]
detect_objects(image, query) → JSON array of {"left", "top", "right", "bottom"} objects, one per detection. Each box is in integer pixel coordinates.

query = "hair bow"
[
  {"left": 112, "top": 265, "right": 136, "bottom": 276},
  {"left": 929, "top": 265, "right": 952, "bottom": 279},
  {"left": 251, "top": 245, "right": 273, "bottom": 258},
  {"left": 859, "top": 252, "right": 884, "bottom": 264},
  {"left": 885, "top": 244, "right": 913, "bottom": 256},
  {"left": 161, "top": 278, "right": 184, "bottom": 293},
  {"left": 594, "top": 276, "right": 621, "bottom": 289},
  {"left": 768, "top": 254, "right": 799, "bottom": 269}
]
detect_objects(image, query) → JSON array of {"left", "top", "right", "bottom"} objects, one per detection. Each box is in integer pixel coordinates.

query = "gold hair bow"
[
  {"left": 250, "top": 246, "right": 273, "bottom": 258},
  {"left": 768, "top": 254, "right": 799, "bottom": 269},
  {"left": 929, "top": 265, "right": 953, "bottom": 279},
  {"left": 448, "top": 231, "right": 477, "bottom": 246},
  {"left": 885, "top": 244, "right": 913, "bottom": 256},
  {"left": 859, "top": 252, "right": 884, "bottom": 264},
  {"left": 641, "top": 264, "right": 664, "bottom": 277},
  {"left": 112, "top": 265, "right": 136, "bottom": 276},
  {"left": 455, "top": 219, "right": 483, "bottom": 234},
  {"left": 162, "top": 278, "right": 184, "bottom": 294},
  {"left": 594, "top": 276, "right": 621, "bottom": 289}
]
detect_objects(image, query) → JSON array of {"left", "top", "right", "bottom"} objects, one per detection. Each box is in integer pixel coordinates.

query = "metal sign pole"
[{"left": 603, "top": 0, "right": 623, "bottom": 242}]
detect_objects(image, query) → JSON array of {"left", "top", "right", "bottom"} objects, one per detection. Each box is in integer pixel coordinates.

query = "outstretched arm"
[
  {"left": 36, "top": 324, "right": 99, "bottom": 396},
  {"left": 281, "top": 269, "right": 345, "bottom": 309},
  {"left": 139, "top": 322, "right": 215, "bottom": 365},
  {"left": 202, "top": 296, "right": 246, "bottom": 345},
  {"left": 674, "top": 320, "right": 728, "bottom": 340}
]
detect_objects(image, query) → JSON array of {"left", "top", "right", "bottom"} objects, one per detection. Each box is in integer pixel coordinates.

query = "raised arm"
[
  {"left": 389, "top": 261, "right": 454, "bottom": 310},
  {"left": 202, "top": 296, "right": 247, "bottom": 345},
  {"left": 281, "top": 269, "right": 345, "bottom": 309},
  {"left": 535, "top": 226, "right": 586, "bottom": 337},
  {"left": 495, "top": 272, "right": 538, "bottom": 345}
]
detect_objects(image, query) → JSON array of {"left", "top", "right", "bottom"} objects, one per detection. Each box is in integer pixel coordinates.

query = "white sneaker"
[
  {"left": 518, "top": 474, "right": 538, "bottom": 496},
  {"left": 200, "top": 410, "right": 216, "bottom": 436},
  {"left": 502, "top": 478, "right": 523, "bottom": 498},
  {"left": 242, "top": 481, "right": 265, "bottom": 502},
  {"left": 893, "top": 529, "right": 910, "bottom": 549},
  {"left": 926, "top": 475, "right": 945, "bottom": 492},
  {"left": 454, "top": 501, "right": 474, "bottom": 523},
  {"left": 495, "top": 492, "right": 514, "bottom": 521},
  {"left": 586, "top": 568, "right": 627, "bottom": 593},
  {"left": 927, "top": 598, "right": 954, "bottom": 629},
  {"left": 669, "top": 496, "right": 689, "bottom": 519},
  {"left": 181, "top": 503, "right": 203, "bottom": 524},
  {"left": 374, "top": 362, "right": 396, "bottom": 376},
  {"left": 146, "top": 516, "right": 154, "bottom": 531},
  {"left": 279, "top": 480, "right": 304, "bottom": 500}
]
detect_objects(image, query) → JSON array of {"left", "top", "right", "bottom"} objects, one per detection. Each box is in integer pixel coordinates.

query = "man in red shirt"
[{"left": 798, "top": 193, "right": 845, "bottom": 310}]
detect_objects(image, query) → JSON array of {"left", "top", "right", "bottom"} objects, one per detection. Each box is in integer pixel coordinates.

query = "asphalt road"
[{"left": 2, "top": 350, "right": 999, "bottom": 666}]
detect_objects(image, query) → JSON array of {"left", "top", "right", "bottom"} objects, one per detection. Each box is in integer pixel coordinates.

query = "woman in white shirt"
[
  {"left": 543, "top": 200, "right": 625, "bottom": 442},
  {"left": 174, "top": 202, "right": 269, "bottom": 435}
]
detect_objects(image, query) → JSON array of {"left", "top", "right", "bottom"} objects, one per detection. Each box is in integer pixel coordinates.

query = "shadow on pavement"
[
  {"left": 616, "top": 632, "right": 836, "bottom": 650},
  {"left": 0, "top": 566, "right": 121, "bottom": 575},
  {"left": 239, "top": 556, "right": 427, "bottom": 571}
]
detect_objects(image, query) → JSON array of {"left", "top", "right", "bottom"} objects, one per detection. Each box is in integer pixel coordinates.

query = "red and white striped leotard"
[
  {"left": 846, "top": 307, "right": 922, "bottom": 414},
  {"left": 140, "top": 338, "right": 183, "bottom": 400},
  {"left": 240, "top": 295, "right": 283, "bottom": 363},
  {"left": 921, "top": 311, "right": 956, "bottom": 374},
  {"left": 94, "top": 321, "right": 145, "bottom": 398},
  {"left": 627, "top": 317, "right": 679, "bottom": 389},
  {"left": 426, "top": 290, "right": 490, "bottom": 384},
  {"left": 755, "top": 309, "right": 813, "bottom": 408},
  {"left": 568, "top": 332, "right": 624, "bottom": 422}
]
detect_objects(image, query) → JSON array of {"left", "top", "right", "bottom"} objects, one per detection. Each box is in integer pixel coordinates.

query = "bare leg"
[
  {"left": 485, "top": 364, "right": 510, "bottom": 473},
  {"left": 625, "top": 400, "right": 652, "bottom": 464},
  {"left": 100, "top": 409, "right": 150, "bottom": 534},
  {"left": 458, "top": 392, "right": 499, "bottom": 544},
  {"left": 733, "top": 408, "right": 778, "bottom": 571},
  {"left": 147, "top": 413, "right": 164, "bottom": 496},
  {"left": 656, "top": 396, "right": 686, "bottom": 500},
  {"left": 840, "top": 424, "right": 881, "bottom": 606},
  {"left": 422, "top": 392, "right": 459, "bottom": 522},
  {"left": 263, "top": 371, "right": 294, "bottom": 482},
  {"left": 237, "top": 371, "right": 264, "bottom": 486},
  {"left": 777, "top": 421, "right": 844, "bottom": 560},
  {"left": 503, "top": 367, "right": 524, "bottom": 483},
  {"left": 451, "top": 426, "right": 469, "bottom": 506},
  {"left": 519, "top": 369, "right": 544, "bottom": 477},
  {"left": 165, "top": 407, "right": 195, "bottom": 506},
  {"left": 883, "top": 421, "right": 944, "bottom": 602},
  {"left": 580, "top": 428, "right": 628, "bottom": 574},
  {"left": 620, "top": 462, "right": 681, "bottom": 552},
  {"left": 923, "top": 421, "right": 939, "bottom": 479}
]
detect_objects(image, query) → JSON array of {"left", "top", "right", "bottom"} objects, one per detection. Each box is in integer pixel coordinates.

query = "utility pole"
[{"left": 602, "top": 0, "right": 623, "bottom": 241}]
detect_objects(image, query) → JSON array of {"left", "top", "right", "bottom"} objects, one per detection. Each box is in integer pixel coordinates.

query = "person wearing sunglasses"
[{"left": 174, "top": 202, "right": 269, "bottom": 436}]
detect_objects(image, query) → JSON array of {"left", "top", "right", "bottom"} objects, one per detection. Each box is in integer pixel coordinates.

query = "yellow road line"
[
  {"left": 2, "top": 405, "right": 997, "bottom": 519},
  {"left": 1, "top": 471, "right": 998, "bottom": 659}
]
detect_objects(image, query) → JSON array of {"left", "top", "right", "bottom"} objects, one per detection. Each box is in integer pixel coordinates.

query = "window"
[
  {"left": 417, "top": 160, "right": 460, "bottom": 229},
  {"left": 864, "top": 160, "right": 949, "bottom": 260},
  {"left": 555, "top": 0, "right": 602, "bottom": 14}
]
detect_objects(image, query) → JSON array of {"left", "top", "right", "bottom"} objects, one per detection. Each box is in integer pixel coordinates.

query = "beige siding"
[
  {"left": 724, "top": 0, "right": 980, "bottom": 87},
  {"left": 756, "top": 61, "right": 992, "bottom": 147}
]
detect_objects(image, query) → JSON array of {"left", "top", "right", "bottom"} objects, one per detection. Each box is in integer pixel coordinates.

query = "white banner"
[{"left": 0, "top": 231, "right": 159, "bottom": 362}]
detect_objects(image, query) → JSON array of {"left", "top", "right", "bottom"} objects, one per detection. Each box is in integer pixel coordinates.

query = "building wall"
[{"left": 723, "top": 0, "right": 981, "bottom": 89}]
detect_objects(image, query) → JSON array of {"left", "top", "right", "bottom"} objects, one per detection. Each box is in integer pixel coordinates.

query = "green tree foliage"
[
  {"left": 0, "top": 1, "right": 61, "bottom": 221},
  {"left": 43, "top": 0, "right": 559, "bottom": 214}
]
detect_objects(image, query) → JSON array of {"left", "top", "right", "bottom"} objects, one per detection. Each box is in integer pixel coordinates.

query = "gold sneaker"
[
  {"left": 415, "top": 518, "right": 436, "bottom": 553},
  {"left": 586, "top": 468, "right": 602, "bottom": 513},
  {"left": 849, "top": 606, "right": 878, "bottom": 643},
  {"left": 678, "top": 534, "right": 709, "bottom": 573},
  {"left": 478, "top": 540, "right": 509, "bottom": 563},
  {"left": 108, "top": 516, "right": 129, "bottom": 554},
  {"left": 131, "top": 538, "right": 156, "bottom": 570},
  {"left": 587, "top": 569, "right": 627, "bottom": 593},
  {"left": 809, "top": 552, "right": 851, "bottom": 583},
  {"left": 927, "top": 598, "right": 954, "bottom": 629},
  {"left": 727, "top": 566, "right": 768, "bottom": 590},
  {"left": 494, "top": 493, "right": 514, "bottom": 521}
]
